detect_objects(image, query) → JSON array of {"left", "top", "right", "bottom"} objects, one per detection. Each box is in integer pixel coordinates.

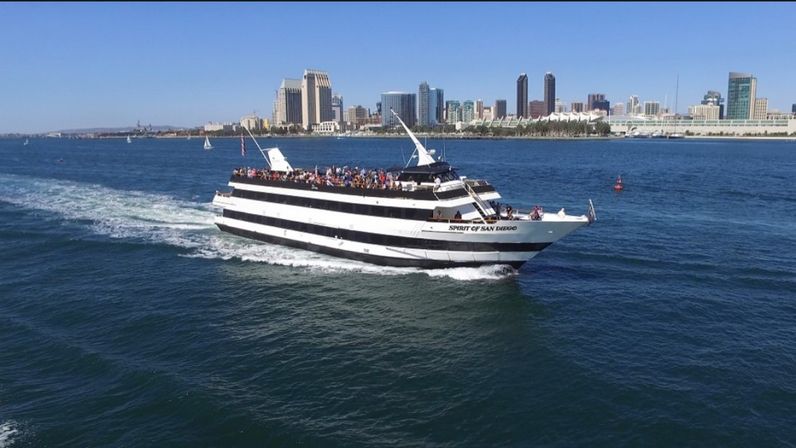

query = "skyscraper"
[
  {"left": 570, "top": 102, "right": 584, "bottom": 113},
  {"left": 381, "top": 92, "right": 416, "bottom": 128},
  {"left": 627, "top": 95, "right": 641, "bottom": 115},
  {"left": 475, "top": 99, "right": 484, "bottom": 119},
  {"left": 301, "top": 69, "right": 333, "bottom": 130},
  {"left": 494, "top": 100, "right": 507, "bottom": 119},
  {"left": 275, "top": 78, "right": 303, "bottom": 126},
  {"left": 726, "top": 72, "right": 757, "bottom": 120},
  {"left": 544, "top": 72, "right": 556, "bottom": 115},
  {"left": 517, "top": 73, "right": 528, "bottom": 118},
  {"left": 331, "top": 94, "right": 344, "bottom": 128},
  {"left": 644, "top": 101, "right": 660, "bottom": 116},
  {"left": 701, "top": 90, "right": 725, "bottom": 119},
  {"left": 418, "top": 81, "right": 431, "bottom": 127},
  {"left": 432, "top": 88, "right": 444, "bottom": 124},
  {"left": 446, "top": 100, "right": 462, "bottom": 123},
  {"left": 587, "top": 93, "right": 606, "bottom": 112},
  {"left": 462, "top": 100, "right": 475, "bottom": 123},
  {"left": 753, "top": 97, "right": 768, "bottom": 120}
]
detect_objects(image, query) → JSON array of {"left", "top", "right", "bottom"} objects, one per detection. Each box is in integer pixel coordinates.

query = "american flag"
[{"left": 240, "top": 133, "right": 246, "bottom": 157}]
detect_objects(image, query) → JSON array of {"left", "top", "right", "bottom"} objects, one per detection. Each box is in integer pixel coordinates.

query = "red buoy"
[{"left": 613, "top": 175, "right": 624, "bottom": 191}]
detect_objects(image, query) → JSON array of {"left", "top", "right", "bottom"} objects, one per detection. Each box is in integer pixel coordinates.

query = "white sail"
[
  {"left": 204, "top": 136, "right": 213, "bottom": 150},
  {"left": 126, "top": 136, "right": 132, "bottom": 144}
]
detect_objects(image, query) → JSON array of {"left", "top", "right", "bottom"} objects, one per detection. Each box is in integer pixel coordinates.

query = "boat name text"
[{"left": 448, "top": 225, "right": 518, "bottom": 232}]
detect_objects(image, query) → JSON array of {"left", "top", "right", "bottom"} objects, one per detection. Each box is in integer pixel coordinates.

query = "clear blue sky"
[{"left": 2, "top": 2, "right": 795, "bottom": 133}]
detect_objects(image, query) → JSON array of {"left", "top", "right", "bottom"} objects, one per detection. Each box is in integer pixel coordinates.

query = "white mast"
[{"left": 390, "top": 109, "right": 436, "bottom": 166}]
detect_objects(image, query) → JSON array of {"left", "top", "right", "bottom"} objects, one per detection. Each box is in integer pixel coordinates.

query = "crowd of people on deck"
[{"left": 233, "top": 166, "right": 405, "bottom": 190}]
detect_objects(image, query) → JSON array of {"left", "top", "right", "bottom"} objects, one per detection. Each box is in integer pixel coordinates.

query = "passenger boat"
[{"left": 211, "top": 111, "right": 596, "bottom": 269}]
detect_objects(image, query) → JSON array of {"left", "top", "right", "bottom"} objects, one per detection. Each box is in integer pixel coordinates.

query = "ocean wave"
[{"left": 0, "top": 174, "right": 514, "bottom": 281}]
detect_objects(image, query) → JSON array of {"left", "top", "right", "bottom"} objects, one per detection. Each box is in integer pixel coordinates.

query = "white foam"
[
  {"left": 0, "top": 421, "right": 18, "bottom": 448},
  {"left": 0, "top": 174, "right": 516, "bottom": 281}
]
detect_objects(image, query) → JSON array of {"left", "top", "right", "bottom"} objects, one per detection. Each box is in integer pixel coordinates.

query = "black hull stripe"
[
  {"left": 229, "top": 175, "right": 496, "bottom": 200},
  {"left": 217, "top": 224, "right": 526, "bottom": 269},
  {"left": 222, "top": 209, "right": 551, "bottom": 252},
  {"left": 232, "top": 189, "right": 438, "bottom": 221}
]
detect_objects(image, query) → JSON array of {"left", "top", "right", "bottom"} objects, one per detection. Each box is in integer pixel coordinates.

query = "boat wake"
[
  {"left": 0, "top": 421, "right": 18, "bottom": 448},
  {"left": 0, "top": 174, "right": 515, "bottom": 281}
]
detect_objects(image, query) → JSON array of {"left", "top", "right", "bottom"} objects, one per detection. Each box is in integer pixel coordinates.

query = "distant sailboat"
[
  {"left": 126, "top": 136, "right": 132, "bottom": 144},
  {"left": 23, "top": 138, "right": 29, "bottom": 146},
  {"left": 203, "top": 135, "right": 213, "bottom": 150}
]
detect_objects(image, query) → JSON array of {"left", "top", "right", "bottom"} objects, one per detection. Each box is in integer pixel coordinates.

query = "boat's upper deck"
[{"left": 228, "top": 165, "right": 496, "bottom": 201}]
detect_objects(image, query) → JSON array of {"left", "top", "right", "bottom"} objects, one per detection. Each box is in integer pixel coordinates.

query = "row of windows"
[
  {"left": 232, "top": 189, "right": 436, "bottom": 220},
  {"left": 223, "top": 210, "right": 547, "bottom": 253}
]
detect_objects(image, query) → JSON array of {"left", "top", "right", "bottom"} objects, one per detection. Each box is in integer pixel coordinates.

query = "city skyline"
[{"left": 1, "top": 2, "right": 795, "bottom": 133}]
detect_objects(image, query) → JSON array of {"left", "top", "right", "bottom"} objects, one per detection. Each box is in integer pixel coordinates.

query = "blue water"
[{"left": 1, "top": 136, "right": 795, "bottom": 446}]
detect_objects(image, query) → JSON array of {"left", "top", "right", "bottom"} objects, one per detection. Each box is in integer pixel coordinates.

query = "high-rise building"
[
  {"left": 592, "top": 99, "right": 610, "bottom": 113},
  {"left": 644, "top": 101, "right": 661, "bottom": 116},
  {"left": 753, "top": 97, "right": 768, "bottom": 120},
  {"left": 528, "top": 100, "right": 545, "bottom": 118},
  {"left": 727, "top": 72, "right": 757, "bottom": 120},
  {"left": 611, "top": 103, "right": 625, "bottom": 116},
  {"left": 688, "top": 104, "right": 720, "bottom": 120},
  {"left": 554, "top": 98, "right": 566, "bottom": 113},
  {"left": 494, "top": 100, "right": 507, "bottom": 119},
  {"left": 544, "top": 72, "right": 556, "bottom": 115},
  {"left": 381, "top": 92, "right": 416, "bottom": 127},
  {"left": 571, "top": 102, "right": 584, "bottom": 113},
  {"left": 462, "top": 100, "right": 475, "bottom": 123},
  {"left": 792, "top": 104, "right": 796, "bottom": 114},
  {"left": 475, "top": 99, "right": 484, "bottom": 119},
  {"left": 418, "top": 82, "right": 442, "bottom": 127},
  {"left": 240, "top": 114, "right": 261, "bottom": 131},
  {"left": 432, "top": 88, "right": 444, "bottom": 124},
  {"left": 627, "top": 95, "right": 641, "bottom": 115},
  {"left": 587, "top": 93, "right": 606, "bottom": 112},
  {"left": 483, "top": 106, "right": 493, "bottom": 121},
  {"left": 702, "top": 90, "right": 725, "bottom": 119},
  {"left": 418, "top": 81, "right": 431, "bottom": 127},
  {"left": 517, "top": 73, "right": 528, "bottom": 118},
  {"left": 275, "top": 79, "right": 303, "bottom": 126},
  {"left": 301, "top": 69, "right": 333, "bottom": 130},
  {"left": 331, "top": 94, "right": 344, "bottom": 128},
  {"left": 346, "top": 105, "right": 368, "bottom": 128},
  {"left": 446, "top": 100, "right": 462, "bottom": 123}
]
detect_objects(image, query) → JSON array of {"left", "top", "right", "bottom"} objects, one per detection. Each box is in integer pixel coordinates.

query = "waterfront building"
[
  {"left": 483, "top": 106, "right": 493, "bottom": 121},
  {"left": 793, "top": 104, "right": 796, "bottom": 114},
  {"left": 611, "top": 103, "right": 625, "bottom": 116},
  {"left": 301, "top": 69, "right": 333, "bottom": 131},
  {"left": 475, "top": 99, "right": 484, "bottom": 119},
  {"left": 346, "top": 105, "right": 368, "bottom": 129},
  {"left": 418, "top": 82, "right": 431, "bottom": 127},
  {"left": 311, "top": 121, "right": 341, "bottom": 134},
  {"left": 544, "top": 72, "right": 556, "bottom": 115},
  {"left": 517, "top": 73, "right": 528, "bottom": 118},
  {"left": 261, "top": 118, "right": 270, "bottom": 130},
  {"left": 610, "top": 117, "right": 796, "bottom": 136},
  {"left": 446, "top": 100, "right": 462, "bottom": 123},
  {"left": 592, "top": 99, "right": 610, "bottom": 114},
  {"left": 627, "top": 95, "right": 641, "bottom": 115},
  {"left": 688, "top": 104, "right": 721, "bottom": 120},
  {"left": 528, "top": 100, "right": 545, "bottom": 118},
  {"left": 571, "top": 102, "right": 584, "bottom": 113},
  {"left": 494, "top": 99, "right": 507, "bottom": 119},
  {"left": 726, "top": 72, "right": 757, "bottom": 120},
  {"left": 587, "top": 93, "right": 606, "bottom": 112},
  {"left": 331, "top": 94, "right": 344, "bottom": 130},
  {"left": 554, "top": 98, "right": 566, "bottom": 113},
  {"left": 462, "top": 100, "right": 475, "bottom": 123},
  {"left": 753, "top": 97, "right": 768, "bottom": 120},
  {"left": 276, "top": 79, "right": 303, "bottom": 126},
  {"left": 418, "top": 82, "right": 442, "bottom": 127},
  {"left": 432, "top": 88, "right": 445, "bottom": 123},
  {"left": 381, "top": 92, "right": 416, "bottom": 128},
  {"left": 644, "top": 101, "right": 661, "bottom": 117},
  {"left": 702, "top": 90, "right": 725, "bottom": 119},
  {"left": 204, "top": 122, "right": 236, "bottom": 133},
  {"left": 240, "top": 114, "right": 261, "bottom": 131}
]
